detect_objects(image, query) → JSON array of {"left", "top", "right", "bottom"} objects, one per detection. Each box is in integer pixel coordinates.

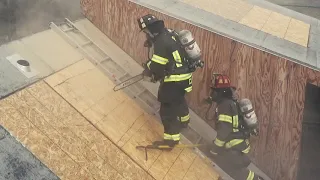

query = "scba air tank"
[
  {"left": 238, "top": 98, "right": 258, "bottom": 129},
  {"left": 178, "top": 30, "right": 201, "bottom": 61}
]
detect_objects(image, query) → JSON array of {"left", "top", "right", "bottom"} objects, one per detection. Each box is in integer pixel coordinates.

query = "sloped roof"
[
  {"left": 0, "top": 18, "right": 220, "bottom": 179},
  {"left": 0, "top": 59, "right": 220, "bottom": 179}
]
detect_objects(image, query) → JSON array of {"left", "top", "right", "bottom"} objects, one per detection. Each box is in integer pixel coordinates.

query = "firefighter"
[
  {"left": 137, "top": 14, "right": 192, "bottom": 148},
  {"left": 207, "top": 74, "right": 264, "bottom": 180}
]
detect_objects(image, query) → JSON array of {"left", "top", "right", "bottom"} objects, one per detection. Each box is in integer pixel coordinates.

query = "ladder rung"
[
  {"left": 136, "top": 89, "right": 147, "bottom": 97},
  {"left": 120, "top": 72, "right": 129, "bottom": 79},
  {"left": 81, "top": 41, "right": 92, "bottom": 46},
  {"left": 101, "top": 56, "right": 111, "bottom": 62},
  {"left": 63, "top": 27, "right": 74, "bottom": 32}
]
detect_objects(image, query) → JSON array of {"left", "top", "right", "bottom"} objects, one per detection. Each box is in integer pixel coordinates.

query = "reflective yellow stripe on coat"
[
  {"left": 151, "top": 54, "right": 169, "bottom": 65},
  {"left": 172, "top": 50, "right": 182, "bottom": 67},
  {"left": 218, "top": 114, "right": 233, "bottom": 123},
  {"left": 164, "top": 73, "right": 192, "bottom": 82}
]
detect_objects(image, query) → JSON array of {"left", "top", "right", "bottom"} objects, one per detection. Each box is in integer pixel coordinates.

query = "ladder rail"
[
  {"left": 64, "top": 18, "right": 109, "bottom": 59},
  {"left": 49, "top": 21, "right": 158, "bottom": 114}
]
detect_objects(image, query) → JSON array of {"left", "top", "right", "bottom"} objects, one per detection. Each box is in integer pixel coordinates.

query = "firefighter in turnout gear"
[
  {"left": 207, "top": 74, "right": 264, "bottom": 180},
  {"left": 137, "top": 14, "right": 193, "bottom": 148}
]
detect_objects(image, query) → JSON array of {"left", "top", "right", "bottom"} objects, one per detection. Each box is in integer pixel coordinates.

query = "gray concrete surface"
[
  {"left": 0, "top": 126, "right": 59, "bottom": 180},
  {"left": 0, "top": 48, "right": 38, "bottom": 98},
  {"left": 0, "top": 0, "right": 83, "bottom": 45},
  {"left": 265, "top": 0, "right": 320, "bottom": 20}
]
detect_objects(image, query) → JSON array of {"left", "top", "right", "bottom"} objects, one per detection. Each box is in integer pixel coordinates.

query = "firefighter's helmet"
[
  {"left": 211, "top": 74, "right": 233, "bottom": 89},
  {"left": 137, "top": 14, "right": 163, "bottom": 31}
]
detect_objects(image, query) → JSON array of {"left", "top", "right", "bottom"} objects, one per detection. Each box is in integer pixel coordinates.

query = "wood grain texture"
[{"left": 80, "top": 0, "right": 320, "bottom": 179}]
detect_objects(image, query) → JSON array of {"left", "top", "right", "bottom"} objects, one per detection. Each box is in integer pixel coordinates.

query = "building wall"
[{"left": 80, "top": 0, "right": 320, "bottom": 179}]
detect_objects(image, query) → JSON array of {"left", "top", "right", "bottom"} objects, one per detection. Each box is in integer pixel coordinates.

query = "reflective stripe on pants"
[
  {"left": 214, "top": 138, "right": 225, "bottom": 147},
  {"left": 163, "top": 133, "right": 180, "bottom": 141},
  {"left": 247, "top": 170, "right": 255, "bottom": 180},
  {"left": 179, "top": 114, "right": 190, "bottom": 122},
  {"left": 225, "top": 139, "right": 244, "bottom": 149}
]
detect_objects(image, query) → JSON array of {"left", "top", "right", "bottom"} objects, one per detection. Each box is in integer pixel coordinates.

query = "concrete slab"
[
  {"left": 0, "top": 126, "right": 58, "bottom": 180},
  {"left": 262, "top": 34, "right": 308, "bottom": 64},
  {"left": 181, "top": 0, "right": 253, "bottom": 22},
  {"left": 309, "top": 32, "right": 320, "bottom": 51},
  {"left": 20, "top": 29, "right": 83, "bottom": 71},
  {"left": 306, "top": 49, "right": 318, "bottom": 67},
  {"left": 264, "top": 0, "right": 320, "bottom": 20},
  {"left": 284, "top": 19, "right": 310, "bottom": 47},
  {"left": 135, "top": 0, "right": 179, "bottom": 9},
  {"left": 164, "top": 1, "right": 224, "bottom": 28},
  {"left": 245, "top": 0, "right": 320, "bottom": 26},
  {"left": 261, "top": 12, "right": 291, "bottom": 38},
  {"left": 239, "top": 6, "right": 272, "bottom": 30}
]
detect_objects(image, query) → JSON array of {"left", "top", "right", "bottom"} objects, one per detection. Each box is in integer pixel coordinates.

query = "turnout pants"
[
  {"left": 215, "top": 150, "right": 258, "bottom": 180},
  {"left": 159, "top": 97, "right": 190, "bottom": 142}
]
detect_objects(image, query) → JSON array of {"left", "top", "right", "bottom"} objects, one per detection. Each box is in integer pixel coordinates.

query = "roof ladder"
[{"left": 49, "top": 18, "right": 160, "bottom": 114}]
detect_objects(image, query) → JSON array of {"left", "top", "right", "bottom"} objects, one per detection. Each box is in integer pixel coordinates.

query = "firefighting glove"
[{"left": 142, "top": 68, "right": 156, "bottom": 83}]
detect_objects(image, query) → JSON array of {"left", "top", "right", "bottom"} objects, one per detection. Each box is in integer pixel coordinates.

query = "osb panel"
[
  {"left": 148, "top": 148, "right": 184, "bottom": 180},
  {"left": 284, "top": 19, "right": 310, "bottom": 47},
  {"left": 0, "top": 79, "right": 165, "bottom": 180},
  {"left": 33, "top": 81, "right": 150, "bottom": 179},
  {"left": 122, "top": 118, "right": 163, "bottom": 170},
  {"left": 117, "top": 113, "right": 149, "bottom": 147},
  {"left": 80, "top": 1, "right": 320, "bottom": 179},
  {"left": 0, "top": 97, "right": 91, "bottom": 180},
  {"left": 246, "top": 51, "right": 275, "bottom": 165},
  {"left": 239, "top": 6, "right": 272, "bottom": 30},
  {"left": 261, "top": 12, "right": 291, "bottom": 38},
  {"left": 183, "top": 156, "right": 220, "bottom": 180},
  {"left": 46, "top": 59, "right": 220, "bottom": 179},
  {"left": 163, "top": 148, "right": 197, "bottom": 180},
  {"left": 96, "top": 98, "right": 144, "bottom": 142},
  {"left": 263, "top": 59, "right": 292, "bottom": 177},
  {"left": 286, "top": 65, "right": 307, "bottom": 180}
]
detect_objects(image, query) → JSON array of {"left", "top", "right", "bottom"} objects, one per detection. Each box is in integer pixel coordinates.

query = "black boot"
[{"left": 152, "top": 140, "right": 179, "bottom": 150}]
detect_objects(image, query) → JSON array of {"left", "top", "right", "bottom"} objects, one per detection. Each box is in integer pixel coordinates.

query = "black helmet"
[{"left": 137, "top": 14, "right": 163, "bottom": 31}]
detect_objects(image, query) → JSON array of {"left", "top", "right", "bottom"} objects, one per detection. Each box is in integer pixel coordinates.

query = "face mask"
[
  {"left": 143, "top": 29, "right": 154, "bottom": 39},
  {"left": 210, "top": 89, "right": 220, "bottom": 102}
]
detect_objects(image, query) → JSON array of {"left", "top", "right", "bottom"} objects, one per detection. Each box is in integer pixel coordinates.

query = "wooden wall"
[{"left": 80, "top": 0, "right": 320, "bottom": 179}]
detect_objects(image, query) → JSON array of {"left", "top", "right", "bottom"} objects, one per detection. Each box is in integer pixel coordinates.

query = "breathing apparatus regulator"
[
  {"left": 205, "top": 73, "right": 260, "bottom": 137},
  {"left": 167, "top": 29, "right": 204, "bottom": 72}
]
